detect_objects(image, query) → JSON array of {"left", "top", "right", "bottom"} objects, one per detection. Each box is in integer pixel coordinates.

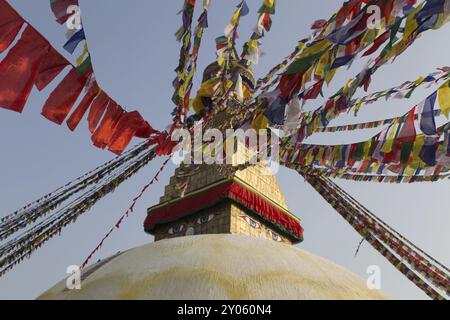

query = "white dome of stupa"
[{"left": 38, "top": 234, "right": 388, "bottom": 300}]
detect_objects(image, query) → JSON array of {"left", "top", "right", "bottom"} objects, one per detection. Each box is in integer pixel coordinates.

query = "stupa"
[{"left": 38, "top": 55, "right": 387, "bottom": 300}]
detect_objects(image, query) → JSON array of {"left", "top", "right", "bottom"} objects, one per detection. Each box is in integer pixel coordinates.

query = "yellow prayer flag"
[
  {"left": 303, "top": 64, "right": 315, "bottom": 85},
  {"left": 414, "top": 76, "right": 425, "bottom": 85},
  {"left": 301, "top": 39, "right": 331, "bottom": 57},
  {"left": 218, "top": 54, "right": 225, "bottom": 66},
  {"left": 263, "top": 0, "right": 274, "bottom": 8},
  {"left": 404, "top": 165, "right": 417, "bottom": 176},
  {"left": 230, "top": 8, "right": 241, "bottom": 25},
  {"left": 76, "top": 43, "right": 89, "bottom": 66},
  {"left": 316, "top": 147, "right": 324, "bottom": 163},
  {"left": 363, "top": 140, "right": 372, "bottom": 160},
  {"left": 371, "top": 162, "right": 380, "bottom": 174},
  {"left": 343, "top": 78, "right": 353, "bottom": 95},
  {"left": 334, "top": 145, "right": 343, "bottom": 162},
  {"left": 404, "top": 3, "right": 424, "bottom": 39},
  {"left": 251, "top": 113, "right": 269, "bottom": 130},
  {"left": 192, "top": 78, "right": 218, "bottom": 114},
  {"left": 325, "top": 68, "right": 337, "bottom": 86},
  {"left": 412, "top": 135, "right": 425, "bottom": 164},
  {"left": 314, "top": 51, "right": 329, "bottom": 79},
  {"left": 438, "top": 81, "right": 450, "bottom": 118},
  {"left": 248, "top": 39, "right": 258, "bottom": 51},
  {"left": 305, "top": 149, "right": 314, "bottom": 165},
  {"left": 381, "top": 123, "right": 398, "bottom": 153}
]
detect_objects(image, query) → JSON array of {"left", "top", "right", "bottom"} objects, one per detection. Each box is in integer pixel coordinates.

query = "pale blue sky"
[{"left": 0, "top": 0, "right": 449, "bottom": 299}]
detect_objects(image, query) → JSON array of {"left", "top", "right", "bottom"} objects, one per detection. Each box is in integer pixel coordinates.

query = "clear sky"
[{"left": 0, "top": 0, "right": 449, "bottom": 300}]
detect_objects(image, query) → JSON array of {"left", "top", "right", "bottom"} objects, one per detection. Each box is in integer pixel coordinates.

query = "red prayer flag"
[
  {"left": 35, "top": 47, "right": 70, "bottom": 91},
  {"left": 0, "top": 0, "right": 25, "bottom": 54},
  {"left": 108, "top": 111, "right": 154, "bottom": 155},
  {"left": 135, "top": 120, "right": 155, "bottom": 138},
  {"left": 278, "top": 72, "right": 303, "bottom": 99},
  {"left": 91, "top": 101, "right": 124, "bottom": 149},
  {"left": 41, "top": 65, "right": 91, "bottom": 124},
  {"left": 397, "top": 108, "right": 417, "bottom": 144},
  {"left": 262, "top": 13, "right": 271, "bottom": 31},
  {"left": 362, "top": 30, "right": 390, "bottom": 57},
  {"left": 303, "top": 80, "right": 323, "bottom": 100},
  {"left": 382, "top": 0, "right": 394, "bottom": 21},
  {"left": 363, "top": 75, "right": 372, "bottom": 92},
  {"left": 50, "top": 0, "right": 79, "bottom": 24},
  {"left": 311, "top": 19, "right": 327, "bottom": 30},
  {"left": 66, "top": 81, "right": 99, "bottom": 131},
  {"left": 335, "top": 0, "right": 360, "bottom": 27},
  {"left": 0, "top": 26, "right": 50, "bottom": 113},
  {"left": 87, "top": 91, "right": 109, "bottom": 133}
]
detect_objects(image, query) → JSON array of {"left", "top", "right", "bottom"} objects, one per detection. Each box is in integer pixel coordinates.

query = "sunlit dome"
[{"left": 38, "top": 234, "right": 388, "bottom": 300}]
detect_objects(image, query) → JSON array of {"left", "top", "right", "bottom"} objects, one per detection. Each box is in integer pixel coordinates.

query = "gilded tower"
[{"left": 144, "top": 56, "right": 303, "bottom": 245}]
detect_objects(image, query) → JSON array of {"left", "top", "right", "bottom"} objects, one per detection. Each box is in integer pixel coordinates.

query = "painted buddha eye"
[
  {"left": 197, "top": 214, "right": 214, "bottom": 225},
  {"left": 240, "top": 215, "right": 260, "bottom": 229},
  {"left": 268, "top": 230, "right": 282, "bottom": 242},
  {"left": 168, "top": 224, "right": 185, "bottom": 235}
]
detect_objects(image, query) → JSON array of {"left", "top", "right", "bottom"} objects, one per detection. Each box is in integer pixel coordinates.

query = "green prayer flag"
[{"left": 286, "top": 51, "right": 324, "bottom": 75}]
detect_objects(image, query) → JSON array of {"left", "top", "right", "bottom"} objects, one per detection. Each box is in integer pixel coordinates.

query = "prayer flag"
[
  {"left": 0, "top": 0, "right": 25, "bottom": 54},
  {"left": 420, "top": 92, "right": 437, "bottom": 135},
  {"left": 41, "top": 65, "right": 91, "bottom": 124},
  {"left": 63, "top": 28, "right": 85, "bottom": 54},
  {"left": 0, "top": 26, "right": 49, "bottom": 113},
  {"left": 35, "top": 47, "right": 70, "bottom": 91}
]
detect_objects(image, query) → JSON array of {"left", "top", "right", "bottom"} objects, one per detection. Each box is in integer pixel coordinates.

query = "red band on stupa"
[{"left": 144, "top": 179, "right": 304, "bottom": 241}]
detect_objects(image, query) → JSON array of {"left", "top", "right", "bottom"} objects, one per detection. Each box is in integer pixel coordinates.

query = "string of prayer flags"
[
  {"left": 294, "top": 50, "right": 447, "bottom": 143},
  {"left": 0, "top": 1, "right": 159, "bottom": 155},
  {"left": 254, "top": 0, "right": 450, "bottom": 135},
  {"left": 280, "top": 107, "right": 450, "bottom": 180},
  {"left": 224, "top": 0, "right": 249, "bottom": 39},
  {"left": 49, "top": 0, "right": 87, "bottom": 54},
  {"left": 175, "top": 0, "right": 196, "bottom": 41},
  {"left": 218, "top": 0, "right": 249, "bottom": 60},
  {"left": 351, "top": 68, "right": 449, "bottom": 116},
  {"left": 310, "top": 175, "right": 450, "bottom": 297},
  {"left": 311, "top": 68, "right": 449, "bottom": 134},
  {"left": 254, "top": 0, "right": 362, "bottom": 91},
  {"left": 171, "top": 0, "right": 197, "bottom": 127},
  {"left": 81, "top": 157, "right": 170, "bottom": 269},
  {"left": 305, "top": 169, "right": 450, "bottom": 184},
  {"left": 242, "top": 0, "right": 276, "bottom": 65},
  {"left": 304, "top": 174, "right": 449, "bottom": 299},
  {"left": 0, "top": 143, "right": 149, "bottom": 241},
  {"left": 248, "top": 1, "right": 449, "bottom": 138},
  {"left": 256, "top": 0, "right": 368, "bottom": 93},
  {"left": 0, "top": 148, "right": 158, "bottom": 277},
  {"left": 171, "top": 0, "right": 211, "bottom": 128},
  {"left": 255, "top": 39, "right": 307, "bottom": 91}
]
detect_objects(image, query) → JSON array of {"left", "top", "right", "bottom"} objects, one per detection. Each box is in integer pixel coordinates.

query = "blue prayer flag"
[
  {"left": 420, "top": 92, "right": 437, "bottom": 135},
  {"left": 63, "top": 28, "right": 85, "bottom": 54}
]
